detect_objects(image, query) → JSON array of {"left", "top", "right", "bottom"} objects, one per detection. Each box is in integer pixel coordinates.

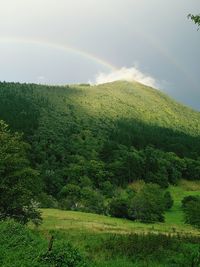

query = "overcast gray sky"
[{"left": 0, "top": 0, "right": 200, "bottom": 110}]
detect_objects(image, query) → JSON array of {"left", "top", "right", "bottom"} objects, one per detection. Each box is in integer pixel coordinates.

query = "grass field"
[
  {"left": 40, "top": 180, "right": 200, "bottom": 236},
  {"left": 36, "top": 181, "right": 200, "bottom": 266}
]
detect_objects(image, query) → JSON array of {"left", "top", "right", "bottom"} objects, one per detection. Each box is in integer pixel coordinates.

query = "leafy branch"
[{"left": 188, "top": 14, "right": 200, "bottom": 30}]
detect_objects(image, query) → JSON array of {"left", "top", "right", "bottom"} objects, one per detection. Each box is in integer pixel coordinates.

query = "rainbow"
[
  {"left": 0, "top": 36, "right": 196, "bottom": 89},
  {"left": 0, "top": 37, "right": 117, "bottom": 71}
]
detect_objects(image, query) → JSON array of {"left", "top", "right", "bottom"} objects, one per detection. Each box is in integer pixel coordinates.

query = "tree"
[
  {"left": 80, "top": 187, "right": 105, "bottom": 214},
  {"left": 142, "top": 147, "right": 169, "bottom": 188},
  {"left": 100, "top": 181, "right": 115, "bottom": 198},
  {"left": 59, "top": 183, "right": 81, "bottom": 210},
  {"left": 183, "top": 158, "right": 200, "bottom": 181},
  {"left": 181, "top": 195, "right": 200, "bottom": 208},
  {"left": 108, "top": 197, "right": 130, "bottom": 219},
  {"left": 0, "top": 120, "right": 41, "bottom": 225},
  {"left": 130, "top": 183, "right": 166, "bottom": 223},
  {"left": 188, "top": 14, "right": 200, "bottom": 30},
  {"left": 183, "top": 198, "right": 200, "bottom": 228}
]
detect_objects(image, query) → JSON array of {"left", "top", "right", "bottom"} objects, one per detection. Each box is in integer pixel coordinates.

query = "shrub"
[
  {"left": 0, "top": 220, "right": 87, "bottom": 267},
  {"left": 163, "top": 191, "right": 174, "bottom": 210},
  {"left": 108, "top": 198, "right": 131, "bottom": 219},
  {"left": 38, "top": 193, "right": 58, "bottom": 208},
  {"left": 59, "top": 184, "right": 81, "bottom": 210},
  {"left": 40, "top": 241, "right": 86, "bottom": 267},
  {"left": 181, "top": 195, "right": 200, "bottom": 208},
  {"left": 100, "top": 181, "right": 116, "bottom": 198},
  {"left": 100, "top": 233, "right": 200, "bottom": 266},
  {"left": 130, "top": 183, "right": 166, "bottom": 223},
  {"left": 79, "top": 187, "right": 105, "bottom": 214},
  {"left": 0, "top": 220, "right": 46, "bottom": 266},
  {"left": 182, "top": 197, "right": 200, "bottom": 228}
]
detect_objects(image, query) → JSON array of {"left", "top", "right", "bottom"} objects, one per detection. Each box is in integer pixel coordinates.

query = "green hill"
[
  {"left": 0, "top": 80, "right": 200, "bottom": 213},
  {"left": 1, "top": 80, "right": 200, "bottom": 266},
  {"left": 1, "top": 80, "right": 200, "bottom": 148}
]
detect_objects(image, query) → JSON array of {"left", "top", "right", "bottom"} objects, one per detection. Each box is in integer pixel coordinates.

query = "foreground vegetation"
[
  {"left": 1, "top": 220, "right": 200, "bottom": 267},
  {"left": 1, "top": 178, "right": 200, "bottom": 267},
  {"left": 1, "top": 183, "right": 200, "bottom": 267}
]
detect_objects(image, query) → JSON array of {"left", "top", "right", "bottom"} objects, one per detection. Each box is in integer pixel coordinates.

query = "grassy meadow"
[
  {"left": 32, "top": 180, "right": 200, "bottom": 267},
  {"left": 40, "top": 180, "right": 200, "bottom": 236}
]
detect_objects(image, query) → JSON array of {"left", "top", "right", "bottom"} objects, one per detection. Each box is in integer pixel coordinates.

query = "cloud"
[{"left": 92, "top": 67, "right": 157, "bottom": 88}]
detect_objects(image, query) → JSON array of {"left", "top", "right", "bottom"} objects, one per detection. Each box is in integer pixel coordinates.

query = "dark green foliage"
[
  {"left": 108, "top": 118, "right": 200, "bottom": 158},
  {"left": 59, "top": 184, "right": 81, "bottom": 209},
  {"left": 108, "top": 184, "right": 171, "bottom": 223},
  {"left": 182, "top": 195, "right": 200, "bottom": 208},
  {"left": 0, "top": 220, "right": 46, "bottom": 267},
  {"left": 100, "top": 181, "right": 115, "bottom": 198},
  {"left": 188, "top": 14, "right": 200, "bottom": 29},
  {"left": 163, "top": 191, "right": 174, "bottom": 210},
  {"left": 60, "top": 184, "right": 105, "bottom": 214},
  {"left": 0, "top": 83, "right": 43, "bottom": 137},
  {"left": 79, "top": 187, "right": 105, "bottom": 214},
  {"left": 0, "top": 81, "right": 200, "bottom": 216},
  {"left": 40, "top": 242, "right": 86, "bottom": 267},
  {"left": 108, "top": 198, "right": 131, "bottom": 219},
  {"left": 100, "top": 233, "right": 200, "bottom": 267},
  {"left": 184, "top": 202, "right": 200, "bottom": 228},
  {"left": 38, "top": 193, "right": 58, "bottom": 208},
  {"left": 0, "top": 120, "right": 41, "bottom": 225},
  {"left": 183, "top": 158, "right": 200, "bottom": 181},
  {"left": 130, "top": 184, "right": 166, "bottom": 223},
  {"left": 182, "top": 196, "right": 200, "bottom": 228}
]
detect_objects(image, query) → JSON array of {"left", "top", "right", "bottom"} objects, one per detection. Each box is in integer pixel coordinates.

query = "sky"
[{"left": 0, "top": 0, "right": 200, "bottom": 110}]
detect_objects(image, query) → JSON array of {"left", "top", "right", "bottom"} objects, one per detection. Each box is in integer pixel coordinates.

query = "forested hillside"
[{"left": 0, "top": 80, "right": 200, "bottom": 219}]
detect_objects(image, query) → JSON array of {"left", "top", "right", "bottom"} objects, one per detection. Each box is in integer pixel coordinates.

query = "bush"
[
  {"left": 0, "top": 220, "right": 87, "bottom": 267},
  {"left": 182, "top": 195, "right": 200, "bottom": 208},
  {"left": 100, "top": 181, "right": 116, "bottom": 198},
  {"left": 182, "top": 196, "right": 200, "bottom": 228},
  {"left": 38, "top": 193, "right": 58, "bottom": 208},
  {"left": 130, "top": 183, "right": 166, "bottom": 223},
  {"left": 108, "top": 198, "right": 131, "bottom": 219},
  {"left": 0, "top": 220, "right": 46, "bottom": 266},
  {"left": 79, "top": 187, "right": 105, "bottom": 214},
  {"left": 163, "top": 191, "right": 174, "bottom": 210},
  {"left": 59, "top": 184, "right": 81, "bottom": 210},
  {"left": 100, "top": 233, "right": 200, "bottom": 266},
  {"left": 40, "top": 241, "right": 86, "bottom": 267}
]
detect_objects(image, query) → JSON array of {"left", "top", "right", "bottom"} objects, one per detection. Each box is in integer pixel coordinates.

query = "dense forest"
[{"left": 0, "top": 81, "right": 200, "bottom": 222}]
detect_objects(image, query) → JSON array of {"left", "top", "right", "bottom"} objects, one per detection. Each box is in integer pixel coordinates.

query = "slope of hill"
[
  {"left": 0, "top": 80, "right": 200, "bottom": 214},
  {"left": 1, "top": 80, "right": 200, "bottom": 147}
]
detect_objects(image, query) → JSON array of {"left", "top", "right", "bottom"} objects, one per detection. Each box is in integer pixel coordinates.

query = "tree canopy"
[{"left": 0, "top": 120, "right": 41, "bottom": 224}]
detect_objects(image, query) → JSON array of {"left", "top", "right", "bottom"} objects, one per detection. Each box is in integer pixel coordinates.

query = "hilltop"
[{"left": 1, "top": 80, "right": 200, "bottom": 150}]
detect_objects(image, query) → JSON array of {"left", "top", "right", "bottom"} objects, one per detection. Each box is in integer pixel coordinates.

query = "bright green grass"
[
  {"left": 36, "top": 181, "right": 200, "bottom": 267},
  {"left": 39, "top": 181, "right": 200, "bottom": 236},
  {"left": 165, "top": 181, "right": 200, "bottom": 226}
]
